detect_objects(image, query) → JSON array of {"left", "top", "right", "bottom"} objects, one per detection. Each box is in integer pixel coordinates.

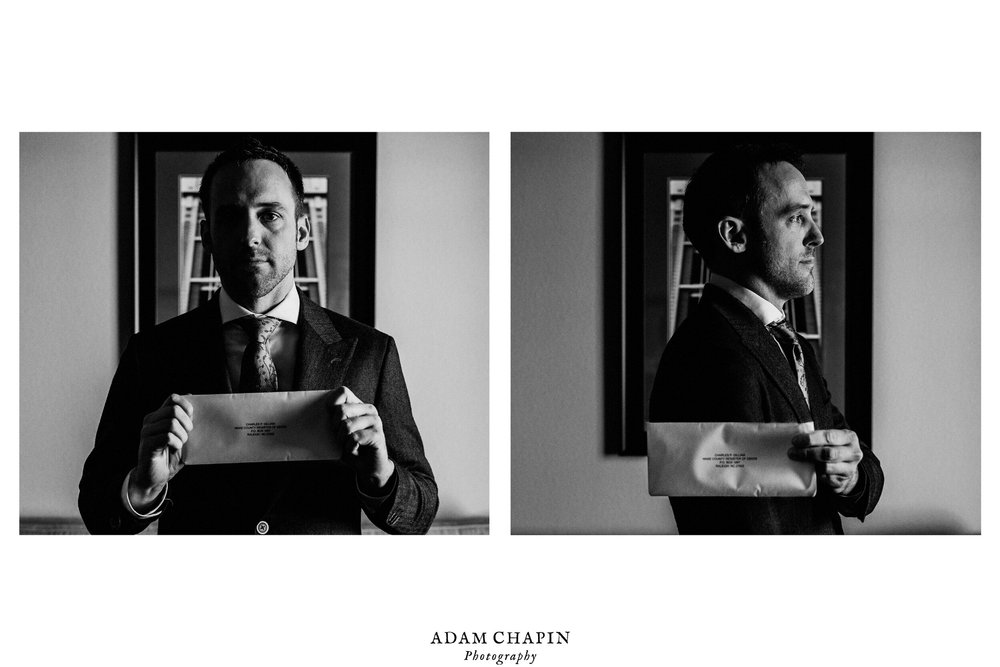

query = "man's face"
[
  {"left": 203, "top": 159, "right": 309, "bottom": 302},
  {"left": 746, "top": 161, "right": 824, "bottom": 302}
]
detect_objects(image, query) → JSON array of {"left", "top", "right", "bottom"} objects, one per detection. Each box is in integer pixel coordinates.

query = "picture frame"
[
  {"left": 605, "top": 132, "right": 874, "bottom": 455},
  {"left": 126, "top": 132, "right": 376, "bottom": 348}
]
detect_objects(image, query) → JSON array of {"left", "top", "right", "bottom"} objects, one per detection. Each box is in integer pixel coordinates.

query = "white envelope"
[
  {"left": 646, "top": 422, "right": 817, "bottom": 497},
  {"left": 182, "top": 390, "right": 341, "bottom": 465}
]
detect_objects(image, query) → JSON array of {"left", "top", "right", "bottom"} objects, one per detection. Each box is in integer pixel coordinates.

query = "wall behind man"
[
  {"left": 511, "top": 133, "right": 677, "bottom": 533},
  {"left": 850, "top": 132, "right": 980, "bottom": 534},
  {"left": 510, "top": 132, "right": 980, "bottom": 535},
  {"left": 18, "top": 132, "right": 489, "bottom": 524},
  {"left": 376, "top": 133, "right": 489, "bottom": 520},
  {"left": 20, "top": 133, "right": 120, "bottom": 519}
]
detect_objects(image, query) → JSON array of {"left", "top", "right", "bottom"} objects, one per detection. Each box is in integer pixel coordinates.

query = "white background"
[{"left": 5, "top": 1, "right": 995, "bottom": 665}]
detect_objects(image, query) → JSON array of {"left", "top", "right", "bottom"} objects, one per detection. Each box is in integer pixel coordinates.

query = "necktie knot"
[
  {"left": 767, "top": 317, "right": 797, "bottom": 341},
  {"left": 239, "top": 316, "right": 281, "bottom": 345}
]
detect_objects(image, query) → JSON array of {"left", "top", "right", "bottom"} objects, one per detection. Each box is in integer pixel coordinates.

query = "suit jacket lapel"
[
  {"left": 703, "top": 285, "right": 813, "bottom": 423},
  {"left": 293, "top": 294, "right": 357, "bottom": 390},
  {"left": 179, "top": 295, "right": 232, "bottom": 394}
]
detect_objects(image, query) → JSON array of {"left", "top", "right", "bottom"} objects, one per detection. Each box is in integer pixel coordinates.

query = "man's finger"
[
  {"left": 141, "top": 413, "right": 190, "bottom": 436},
  {"left": 818, "top": 471, "right": 855, "bottom": 491},
  {"left": 146, "top": 396, "right": 195, "bottom": 427},
  {"left": 168, "top": 404, "right": 194, "bottom": 432},
  {"left": 788, "top": 446, "right": 862, "bottom": 463},
  {"left": 337, "top": 402, "right": 376, "bottom": 421},
  {"left": 172, "top": 394, "right": 195, "bottom": 418},
  {"left": 344, "top": 414, "right": 379, "bottom": 436},
  {"left": 142, "top": 409, "right": 194, "bottom": 435},
  {"left": 143, "top": 404, "right": 175, "bottom": 425},
  {"left": 166, "top": 431, "right": 186, "bottom": 451},
  {"left": 150, "top": 432, "right": 185, "bottom": 452},
  {"left": 788, "top": 446, "right": 852, "bottom": 462},
  {"left": 330, "top": 386, "right": 361, "bottom": 406},
  {"left": 348, "top": 427, "right": 379, "bottom": 447},
  {"left": 331, "top": 387, "right": 349, "bottom": 406},
  {"left": 141, "top": 417, "right": 191, "bottom": 443},
  {"left": 817, "top": 461, "right": 860, "bottom": 477},
  {"left": 161, "top": 393, "right": 194, "bottom": 417},
  {"left": 791, "top": 429, "right": 858, "bottom": 448}
]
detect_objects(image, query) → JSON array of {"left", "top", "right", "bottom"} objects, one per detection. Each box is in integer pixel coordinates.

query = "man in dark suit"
[
  {"left": 649, "top": 144, "right": 883, "bottom": 534},
  {"left": 79, "top": 139, "right": 437, "bottom": 534}
]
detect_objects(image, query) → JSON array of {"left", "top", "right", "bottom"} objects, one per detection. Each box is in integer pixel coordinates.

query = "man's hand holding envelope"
[
  {"left": 648, "top": 421, "right": 865, "bottom": 497},
  {"left": 128, "top": 394, "right": 194, "bottom": 513},
  {"left": 128, "top": 387, "right": 396, "bottom": 513},
  {"left": 330, "top": 386, "right": 396, "bottom": 495},
  {"left": 789, "top": 429, "right": 863, "bottom": 495}
]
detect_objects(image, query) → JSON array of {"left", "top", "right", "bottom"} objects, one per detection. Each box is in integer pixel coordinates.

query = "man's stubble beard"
[
  {"left": 220, "top": 255, "right": 296, "bottom": 302},
  {"left": 755, "top": 238, "right": 815, "bottom": 302}
]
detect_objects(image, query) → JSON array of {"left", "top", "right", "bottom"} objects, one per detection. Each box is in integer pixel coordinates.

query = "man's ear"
[
  {"left": 295, "top": 214, "right": 311, "bottom": 251},
  {"left": 717, "top": 216, "right": 747, "bottom": 254},
  {"left": 200, "top": 218, "right": 212, "bottom": 253}
]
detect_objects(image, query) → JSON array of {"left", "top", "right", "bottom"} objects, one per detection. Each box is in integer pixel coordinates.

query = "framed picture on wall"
[
  {"left": 128, "top": 132, "right": 376, "bottom": 344},
  {"left": 604, "top": 132, "right": 874, "bottom": 455}
]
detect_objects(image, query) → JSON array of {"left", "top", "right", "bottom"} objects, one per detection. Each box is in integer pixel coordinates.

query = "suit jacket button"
[{"left": 256, "top": 521, "right": 269, "bottom": 535}]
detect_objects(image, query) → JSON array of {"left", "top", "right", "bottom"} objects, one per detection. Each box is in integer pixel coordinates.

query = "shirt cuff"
[
  {"left": 121, "top": 469, "right": 168, "bottom": 519},
  {"left": 356, "top": 467, "right": 399, "bottom": 514}
]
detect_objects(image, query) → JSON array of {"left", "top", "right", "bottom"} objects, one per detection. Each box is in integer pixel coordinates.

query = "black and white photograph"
[
  {"left": 20, "top": 132, "right": 489, "bottom": 535},
  {"left": 5, "top": 3, "right": 996, "bottom": 666},
  {"left": 512, "top": 132, "right": 980, "bottom": 535}
]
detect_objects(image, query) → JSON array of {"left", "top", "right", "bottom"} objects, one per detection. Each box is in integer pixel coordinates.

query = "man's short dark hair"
[
  {"left": 683, "top": 143, "right": 804, "bottom": 268},
  {"left": 199, "top": 137, "right": 307, "bottom": 219}
]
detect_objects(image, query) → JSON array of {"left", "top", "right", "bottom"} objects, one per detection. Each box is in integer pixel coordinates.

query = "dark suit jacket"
[
  {"left": 79, "top": 293, "right": 438, "bottom": 535},
  {"left": 648, "top": 285, "right": 883, "bottom": 534}
]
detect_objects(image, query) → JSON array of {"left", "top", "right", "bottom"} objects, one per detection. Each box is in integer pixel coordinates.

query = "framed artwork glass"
[
  {"left": 605, "top": 132, "right": 874, "bottom": 455},
  {"left": 128, "top": 132, "right": 376, "bottom": 340}
]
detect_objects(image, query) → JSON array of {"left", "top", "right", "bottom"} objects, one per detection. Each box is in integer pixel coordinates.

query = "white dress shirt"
[{"left": 707, "top": 272, "right": 785, "bottom": 327}]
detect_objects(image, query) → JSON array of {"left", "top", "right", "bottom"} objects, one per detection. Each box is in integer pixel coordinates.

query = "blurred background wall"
[
  {"left": 19, "top": 132, "right": 489, "bottom": 529},
  {"left": 510, "top": 132, "right": 980, "bottom": 535}
]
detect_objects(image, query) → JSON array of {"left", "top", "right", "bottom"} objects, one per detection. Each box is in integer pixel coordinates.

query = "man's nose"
[
  {"left": 240, "top": 214, "right": 263, "bottom": 246},
  {"left": 806, "top": 218, "right": 824, "bottom": 247}
]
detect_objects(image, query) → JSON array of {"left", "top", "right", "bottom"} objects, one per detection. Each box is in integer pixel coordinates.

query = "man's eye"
[{"left": 260, "top": 211, "right": 281, "bottom": 223}]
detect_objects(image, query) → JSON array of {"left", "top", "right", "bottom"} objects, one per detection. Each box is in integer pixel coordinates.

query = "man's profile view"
[
  {"left": 649, "top": 144, "right": 883, "bottom": 534},
  {"left": 79, "top": 138, "right": 438, "bottom": 534}
]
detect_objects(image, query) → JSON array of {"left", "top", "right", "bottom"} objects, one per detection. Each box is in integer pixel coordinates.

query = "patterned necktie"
[
  {"left": 238, "top": 316, "right": 281, "bottom": 392},
  {"left": 767, "top": 318, "right": 810, "bottom": 409}
]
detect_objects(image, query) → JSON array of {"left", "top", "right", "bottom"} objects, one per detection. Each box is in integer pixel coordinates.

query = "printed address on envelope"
[
  {"left": 647, "top": 421, "right": 817, "bottom": 497},
  {"left": 182, "top": 390, "right": 341, "bottom": 465}
]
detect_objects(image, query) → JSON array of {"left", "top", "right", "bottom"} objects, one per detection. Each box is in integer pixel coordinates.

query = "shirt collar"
[
  {"left": 707, "top": 273, "right": 785, "bottom": 327},
  {"left": 218, "top": 284, "right": 300, "bottom": 325}
]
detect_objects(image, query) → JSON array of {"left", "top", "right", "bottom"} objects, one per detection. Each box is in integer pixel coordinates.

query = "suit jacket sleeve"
[
  {"left": 79, "top": 335, "right": 157, "bottom": 535},
  {"left": 364, "top": 336, "right": 439, "bottom": 534},
  {"left": 809, "top": 368, "right": 884, "bottom": 520}
]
